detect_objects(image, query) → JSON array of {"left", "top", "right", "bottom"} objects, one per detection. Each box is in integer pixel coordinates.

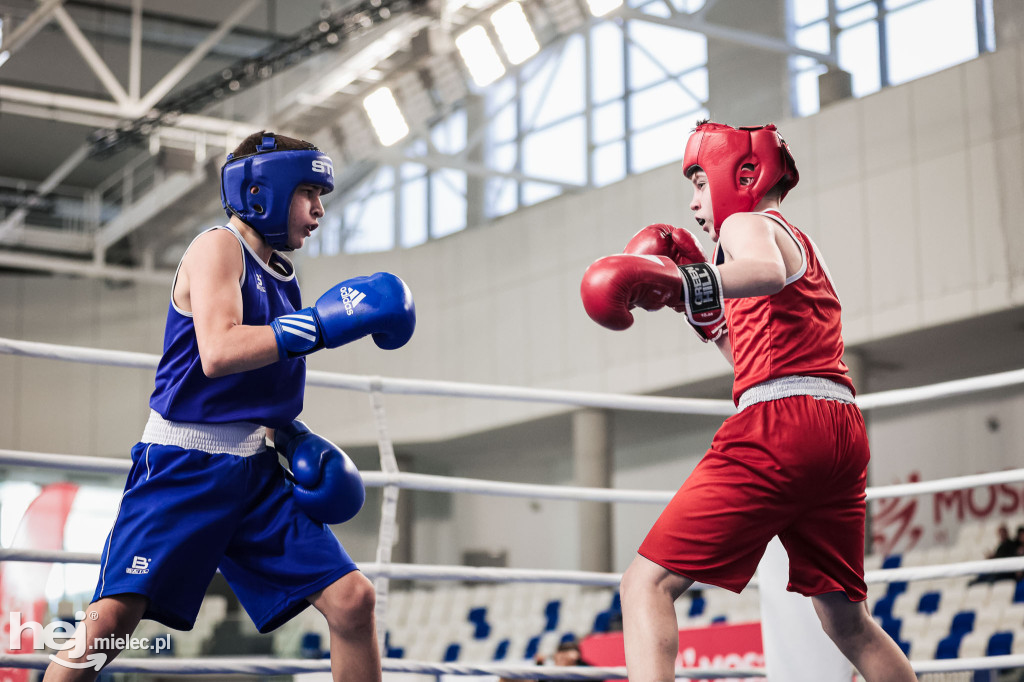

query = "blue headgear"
[{"left": 220, "top": 134, "right": 335, "bottom": 249}]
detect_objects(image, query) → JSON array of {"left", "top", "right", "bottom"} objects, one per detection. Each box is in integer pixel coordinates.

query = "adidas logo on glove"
[{"left": 340, "top": 287, "right": 366, "bottom": 315}]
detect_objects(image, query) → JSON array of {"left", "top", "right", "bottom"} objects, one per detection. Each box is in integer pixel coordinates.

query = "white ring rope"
[
  {"left": 3, "top": 336, "right": 1024, "bottom": 415},
  {"left": 5, "top": 547, "right": 1024, "bottom": 589},
  {"left": 4, "top": 450, "right": 1024, "bottom": 505}
]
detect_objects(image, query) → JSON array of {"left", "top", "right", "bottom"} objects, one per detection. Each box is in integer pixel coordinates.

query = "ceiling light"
[
  {"left": 586, "top": 0, "right": 622, "bottom": 17},
  {"left": 363, "top": 87, "right": 410, "bottom": 146},
  {"left": 491, "top": 2, "right": 539, "bottom": 65},
  {"left": 455, "top": 25, "right": 505, "bottom": 87}
]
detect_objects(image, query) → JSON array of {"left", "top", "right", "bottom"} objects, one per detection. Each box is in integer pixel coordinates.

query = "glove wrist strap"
[
  {"left": 271, "top": 307, "right": 325, "bottom": 360},
  {"left": 678, "top": 262, "right": 726, "bottom": 343}
]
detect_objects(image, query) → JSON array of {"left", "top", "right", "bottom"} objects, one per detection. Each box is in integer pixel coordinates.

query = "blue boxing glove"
[
  {"left": 271, "top": 272, "right": 415, "bottom": 360},
  {"left": 274, "top": 420, "right": 365, "bottom": 524}
]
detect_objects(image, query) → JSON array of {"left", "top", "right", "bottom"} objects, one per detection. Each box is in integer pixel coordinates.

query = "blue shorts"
[{"left": 94, "top": 442, "right": 358, "bottom": 632}]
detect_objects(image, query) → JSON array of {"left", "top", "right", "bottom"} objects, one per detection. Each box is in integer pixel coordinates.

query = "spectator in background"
[
  {"left": 977, "top": 523, "right": 1021, "bottom": 583},
  {"left": 499, "top": 639, "right": 588, "bottom": 682}
]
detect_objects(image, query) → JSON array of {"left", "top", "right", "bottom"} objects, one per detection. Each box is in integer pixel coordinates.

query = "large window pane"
[
  {"left": 630, "top": 80, "right": 702, "bottom": 130},
  {"left": 522, "top": 116, "right": 586, "bottom": 185},
  {"left": 431, "top": 169, "right": 466, "bottom": 238},
  {"left": 792, "top": 0, "right": 828, "bottom": 26},
  {"left": 344, "top": 191, "right": 395, "bottom": 253},
  {"left": 593, "top": 101, "right": 624, "bottom": 145},
  {"left": 838, "top": 18, "right": 879, "bottom": 96},
  {"left": 432, "top": 109, "right": 467, "bottom": 154},
  {"left": 627, "top": 23, "right": 705, "bottom": 91},
  {"left": 594, "top": 141, "right": 626, "bottom": 187},
  {"left": 522, "top": 35, "right": 585, "bottom": 130},
  {"left": 401, "top": 176, "right": 428, "bottom": 248},
  {"left": 486, "top": 142, "right": 519, "bottom": 218},
  {"left": 631, "top": 117, "right": 689, "bottom": 174},
  {"left": 591, "top": 21, "right": 624, "bottom": 102},
  {"left": 885, "top": 0, "right": 978, "bottom": 85}
]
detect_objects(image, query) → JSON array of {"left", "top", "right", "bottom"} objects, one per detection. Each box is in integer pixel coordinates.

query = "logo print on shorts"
[{"left": 126, "top": 556, "right": 151, "bottom": 575}]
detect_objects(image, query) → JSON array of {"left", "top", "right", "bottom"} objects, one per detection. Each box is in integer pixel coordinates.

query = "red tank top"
[{"left": 720, "top": 210, "right": 854, "bottom": 405}]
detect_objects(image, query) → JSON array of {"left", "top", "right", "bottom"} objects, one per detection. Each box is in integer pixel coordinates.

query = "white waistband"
[
  {"left": 737, "top": 376, "right": 855, "bottom": 412},
  {"left": 142, "top": 410, "right": 267, "bottom": 457}
]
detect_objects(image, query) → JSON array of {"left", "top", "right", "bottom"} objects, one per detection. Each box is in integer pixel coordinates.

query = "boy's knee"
[{"left": 322, "top": 574, "right": 376, "bottom": 633}]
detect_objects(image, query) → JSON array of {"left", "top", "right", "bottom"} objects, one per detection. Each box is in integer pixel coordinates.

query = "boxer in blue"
[{"left": 45, "top": 132, "right": 416, "bottom": 682}]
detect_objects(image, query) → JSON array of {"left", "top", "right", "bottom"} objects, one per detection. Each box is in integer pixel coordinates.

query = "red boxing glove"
[
  {"left": 580, "top": 254, "right": 683, "bottom": 331},
  {"left": 623, "top": 224, "right": 726, "bottom": 343},
  {"left": 624, "top": 223, "right": 708, "bottom": 266}
]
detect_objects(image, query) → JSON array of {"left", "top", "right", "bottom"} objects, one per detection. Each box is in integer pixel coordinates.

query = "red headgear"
[{"left": 682, "top": 122, "right": 799, "bottom": 234}]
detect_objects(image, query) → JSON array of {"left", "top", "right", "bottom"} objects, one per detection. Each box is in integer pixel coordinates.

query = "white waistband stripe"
[
  {"left": 737, "top": 376, "right": 855, "bottom": 412},
  {"left": 141, "top": 410, "right": 267, "bottom": 457}
]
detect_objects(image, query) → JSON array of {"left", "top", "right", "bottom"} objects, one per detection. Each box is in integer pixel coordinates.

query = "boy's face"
[
  {"left": 688, "top": 169, "right": 715, "bottom": 241},
  {"left": 287, "top": 184, "right": 325, "bottom": 250}
]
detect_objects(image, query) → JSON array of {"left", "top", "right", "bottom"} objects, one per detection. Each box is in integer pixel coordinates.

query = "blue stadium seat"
[
  {"left": 592, "top": 610, "right": 614, "bottom": 633},
  {"left": 444, "top": 643, "right": 460, "bottom": 662},
  {"left": 917, "top": 591, "right": 941, "bottom": 614},
  {"left": 524, "top": 635, "right": 541, "bottom": 660},
  {"left": 950, "top": 611, "right": 976, "bottom": 636},
  {"left": 544, "top": 600, "right": 560, "bottom": 632},
  {"left": 882, "top": 555, "right": 902, "bottom": 569},
  {"left": 688, "top": 595, "right": 706, "bottom": 617},
  {"left": 936, "top": 635, "right": 961, "bottom": 659},
  {"left": 1014, "top": 579, "right": 1024, "bottom": 604},
  {"left": 493, "top": 639, "right": 510, "bottom": 660},
  {"left": 467, "top": 606, "right": 491, "bottom": 639},
  {"left": 872, "top": 594, "right": 896, "bottom": 619},
  {"left": 301, "top": 632, "right": 323, "bottom": 659},
  {"left": 383, "top": 631, "right": 404, "bottom": 659},
  {"left": 986, "top": 631, "right": 1013, "bottom": 656}
]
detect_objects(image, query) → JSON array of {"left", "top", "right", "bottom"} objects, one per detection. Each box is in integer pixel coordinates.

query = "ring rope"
[
  {"left": 4, "top": 548, "right": 1024, "bottom": 588},
  {"left": 4, "top": 336, "right": 1024, "bottom": 414},
  {"left": 4, "top": 449, "right": 1024, "bottom": 505}
]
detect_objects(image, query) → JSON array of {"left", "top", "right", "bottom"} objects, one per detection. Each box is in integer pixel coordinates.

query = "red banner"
[
  {"left": 0, "top": 482, "right": 79, "bottom": 682},
  {"left": 581, "top": 621, "right": 764, "bottom": 682}
]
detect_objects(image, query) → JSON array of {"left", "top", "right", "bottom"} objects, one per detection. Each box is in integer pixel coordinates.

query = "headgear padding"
[
  {"left": 220, "top": 134, "right": 335, "bottom": 250},
  {"left": 682, "top": 122, "right": 798, "bottom": 235}
]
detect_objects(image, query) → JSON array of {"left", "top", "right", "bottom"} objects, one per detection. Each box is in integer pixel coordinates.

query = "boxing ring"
[{"left": 2, "top": 335, "right": 1024, "bottom": 679}]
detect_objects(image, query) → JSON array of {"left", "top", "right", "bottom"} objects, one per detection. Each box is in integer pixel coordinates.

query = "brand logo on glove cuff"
[
  {"left": 340, "top": 287, "right": 366, "bottom": 315},
  {"left": 683, "top": 264, "right": 719, "bottom": 310}
]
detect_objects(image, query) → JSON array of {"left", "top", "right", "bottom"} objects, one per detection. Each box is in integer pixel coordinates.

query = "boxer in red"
[{"left": 580, "top": 121, "right": 916, "bottom": 682}]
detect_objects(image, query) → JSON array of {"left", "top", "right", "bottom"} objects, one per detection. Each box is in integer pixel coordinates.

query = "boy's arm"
[
  {"left": 181, "top": 229, "right": 280, "bottom": 378},
  {"left": 715, "top": 213, "right": 788, "bottom": 298}
]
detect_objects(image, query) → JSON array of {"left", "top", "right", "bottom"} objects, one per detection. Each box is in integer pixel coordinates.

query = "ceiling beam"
[
  {"left": 0, "top": 249, "right": 171, "bottom": 284},
  {"left": 133, "top": 0, "right": 262, "bottom": 116},
  {"left": 51, "top": 4, "right": 131, "bottom": 106},
  {"left": 0, "top": 0, "right": 66, "bottom": 60},
  {"left": 616, "top": 7, "right": 838, "bottom": 67}
]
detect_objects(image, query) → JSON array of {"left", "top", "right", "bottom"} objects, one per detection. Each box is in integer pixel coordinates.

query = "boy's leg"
[
  {"left": 811, "top": 591, "right": 917, "bottom": 682},
  {"left": 308, "top": 571, "right": 380, "bottom": 682},
  {"left": 43, "top": 594, "right": 148, "bottom": 682},
  {"left": 620, "top": 554, "right": 694, "bottom": 682}
]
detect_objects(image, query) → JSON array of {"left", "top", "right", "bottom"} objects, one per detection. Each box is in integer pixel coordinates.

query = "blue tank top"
[{"left": 150, "top": 225, "right": 305, "bottom": 428}]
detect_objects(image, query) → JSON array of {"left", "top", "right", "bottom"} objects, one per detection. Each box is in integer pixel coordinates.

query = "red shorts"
[{"left": 638, "top": 395, "right": 869, "bottom": 600}]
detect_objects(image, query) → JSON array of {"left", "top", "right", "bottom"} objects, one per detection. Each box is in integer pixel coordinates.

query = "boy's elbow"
[
  {"left": 199, "top": 347, "right": 231, "bottom": 378},
  {"left": 750, "top": 262, "right": 786, "bottom": 296}
]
